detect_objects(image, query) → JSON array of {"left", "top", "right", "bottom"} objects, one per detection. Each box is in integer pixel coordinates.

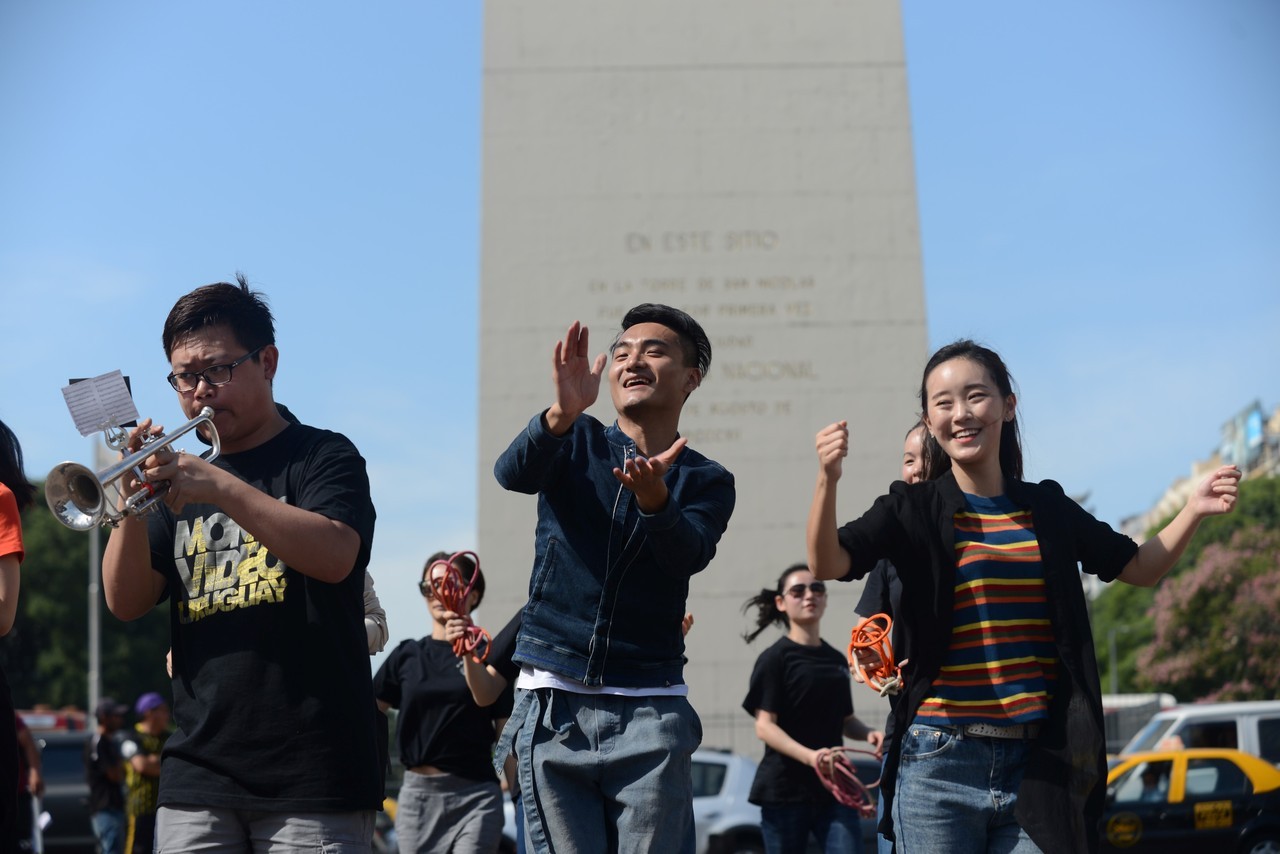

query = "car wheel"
[
  {"left": 726, "top": 831, "right": 765, "bottom": 854},
  {"left": 1242, "top": 832, "right": 1280, "bottom": 854}
]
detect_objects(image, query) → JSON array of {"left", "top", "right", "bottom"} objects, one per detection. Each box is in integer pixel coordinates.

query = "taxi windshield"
[{"left": 1126, "top": 717, "right": 1176, "bottom": 753}]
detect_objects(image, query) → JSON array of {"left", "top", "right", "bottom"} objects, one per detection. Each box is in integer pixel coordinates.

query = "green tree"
[
  {"left": 1, "top": 483, "right": 169, "bottom": 712},
  {"left": 1090, "top": 579, "right": 1157, "bottom": 694}
]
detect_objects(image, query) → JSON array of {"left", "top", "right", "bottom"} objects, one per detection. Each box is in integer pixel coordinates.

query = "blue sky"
[{"left": 3, "top": 2, "right": 1277, "bottom": 669}]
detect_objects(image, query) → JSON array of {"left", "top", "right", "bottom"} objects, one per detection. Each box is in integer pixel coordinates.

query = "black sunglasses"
[{"left": 784, "top": 582, "right": 827, "bottom": 598}]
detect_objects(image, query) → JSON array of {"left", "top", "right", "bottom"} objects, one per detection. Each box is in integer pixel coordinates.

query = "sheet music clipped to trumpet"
[{"left": 61, "top": 370, "right": 138, "bottom": 436}]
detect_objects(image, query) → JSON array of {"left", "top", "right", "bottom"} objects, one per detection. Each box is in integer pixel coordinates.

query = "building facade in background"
[{"left": 1121, "top": 401, "right": 1280, "bottom": 542}]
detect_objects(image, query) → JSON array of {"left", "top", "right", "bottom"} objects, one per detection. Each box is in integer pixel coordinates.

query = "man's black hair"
[
  {"left": 162, "top": 272, "right": 276, "bottom": 359},
  {"left": 616, "top": 303, "right": 712, "bottom": 378}
]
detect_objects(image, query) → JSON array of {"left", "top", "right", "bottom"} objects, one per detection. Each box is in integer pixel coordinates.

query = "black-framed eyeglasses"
[
  {"left": 785, "top": 582, "right": 827, "bottom": 598},
  {"left": 418, "top": 580, "right": 438, "bottom": 599},
  {"left": 166, "top": 347, "right": 264, "bottom": 392}
]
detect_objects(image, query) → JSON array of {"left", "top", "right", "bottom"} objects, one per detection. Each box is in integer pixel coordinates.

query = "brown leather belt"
[{"left": 958, "top": 722, "right": 1040, "bottom": 740}]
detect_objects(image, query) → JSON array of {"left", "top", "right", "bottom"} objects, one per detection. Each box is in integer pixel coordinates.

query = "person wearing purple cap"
[
  {"left": 86, "top": 698, "right": 128, "bottom": 854},
  {"left": 120, "top": 693, "right": 170, "bottom": 854}
]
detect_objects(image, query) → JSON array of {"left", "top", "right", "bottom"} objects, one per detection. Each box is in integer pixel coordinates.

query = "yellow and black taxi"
[{"left": 1101, "top": 748, "right": 1280, "bottom": 853}]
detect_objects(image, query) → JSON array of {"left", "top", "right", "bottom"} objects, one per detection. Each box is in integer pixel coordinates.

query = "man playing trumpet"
[{"left": 102, "top": 276, "right": 381, "bottom": 851}]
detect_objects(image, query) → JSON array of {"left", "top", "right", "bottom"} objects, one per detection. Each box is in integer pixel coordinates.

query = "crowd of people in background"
[{"left": 1, "top": 284, "right": 1242, "bottom": 854}]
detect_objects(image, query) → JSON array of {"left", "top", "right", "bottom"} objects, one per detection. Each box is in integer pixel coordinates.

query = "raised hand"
[
  {"left": 548, "top": 321, "right": 606, "bottom": 431},
  {"left": 815, "top": 421, "right": 849, "bottom": 480},
  {"left": 613, "top": 436, "right": 688, "bottom": 512},
  {"left": 1189, "top": 464, "right": 1242, "bottom": 518}
]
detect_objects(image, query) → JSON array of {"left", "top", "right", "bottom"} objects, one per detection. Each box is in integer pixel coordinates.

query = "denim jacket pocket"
[{"left": 526, "top": 538, "right": 559, "bottom": 615}]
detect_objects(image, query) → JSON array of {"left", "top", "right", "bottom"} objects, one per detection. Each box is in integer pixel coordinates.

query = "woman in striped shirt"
[{"left": 806, "top": 340, "right": 1241, "bottom": 854}]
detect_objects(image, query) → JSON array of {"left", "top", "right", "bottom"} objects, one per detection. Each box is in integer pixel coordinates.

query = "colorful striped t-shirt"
[{"left": 915, "top": 493, "right": 1056, "bottom": 727}]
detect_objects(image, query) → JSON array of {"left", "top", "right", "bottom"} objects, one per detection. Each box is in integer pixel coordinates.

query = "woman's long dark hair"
[
  {"left": 0, "top": 419, "right": 35, "bottom": 511},
  {"left": 918, "top": 340, "right": 1023, "bottom": 483},
  {"left": 742, "top": 563, "right": 809, "bottom": 643}
]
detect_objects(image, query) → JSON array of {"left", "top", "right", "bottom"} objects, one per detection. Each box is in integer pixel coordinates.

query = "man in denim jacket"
[{"left": 494, "top": 303, "right": 735, "bottom": 853}]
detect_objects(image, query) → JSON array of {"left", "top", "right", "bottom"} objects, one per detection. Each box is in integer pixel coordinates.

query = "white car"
[
  {"left": 1120, "top": 700, "right": 1280, "bottom": 765},
  {"left": 692, "top": 748, "right": 767, "bottom": 854}
]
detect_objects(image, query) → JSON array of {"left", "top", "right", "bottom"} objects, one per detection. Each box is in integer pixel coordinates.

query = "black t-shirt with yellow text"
[{"left": 147, "top": 421, "right": 380, "bottom": 812}]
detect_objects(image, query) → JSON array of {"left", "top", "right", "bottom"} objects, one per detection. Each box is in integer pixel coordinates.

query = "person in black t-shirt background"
[
  {"left": 447, "top": 610, "right": 524, "bottom": 853},
  {"left": 742, "top": 564, "right": 884, "bottom": 854},
  {"left": 375, "top": 551, "right": 510, "bottom": 854}
]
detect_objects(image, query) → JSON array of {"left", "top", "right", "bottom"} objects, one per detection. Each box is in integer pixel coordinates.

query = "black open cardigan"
[{"left": 836, "top": 471, "right": 1138, "bottom": 854}]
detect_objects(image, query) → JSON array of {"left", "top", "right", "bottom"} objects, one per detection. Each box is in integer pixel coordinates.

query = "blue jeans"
[
  {"left": 500, "top": 688, "right": 702, "bottom": 854},
  {"left": 892, "top": 723, "right": 1040, "bottom": 854},
  {"left": 875, "top": 753, "right": 891, "bottom": 854},
  {"left": 760, "top": 802, "right": 863, "bottom": 854},
  {"left": 514, "top": 795, "right": 527, "bottom": 854},
  {"left": 91, "top": 809, "right": 126, "bottom": 854}
]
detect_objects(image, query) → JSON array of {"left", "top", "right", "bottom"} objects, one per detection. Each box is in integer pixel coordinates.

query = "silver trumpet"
[{"left": 45, "top": 406, "right": 220, "bottom": 531}]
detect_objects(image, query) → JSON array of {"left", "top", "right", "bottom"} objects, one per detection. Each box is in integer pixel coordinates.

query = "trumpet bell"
[
  {"left": 45, "top": 461, "right": 106, "bottom": 531},
  {"left": 44, "top": 405, "right": 219, "bottom": 531}
]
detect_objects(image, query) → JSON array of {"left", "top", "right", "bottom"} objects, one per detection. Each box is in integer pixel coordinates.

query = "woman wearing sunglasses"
[
  {"left": 374, "top": 551, "right": 511, "bottom": 853},
  {"left": 742, "top": 564, "right": 884, "bottom": 854}
]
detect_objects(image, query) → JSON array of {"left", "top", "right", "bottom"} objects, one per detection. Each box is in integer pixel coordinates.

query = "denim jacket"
[{"left": 495, "top": 411, "right": 736, "bottom": 688}]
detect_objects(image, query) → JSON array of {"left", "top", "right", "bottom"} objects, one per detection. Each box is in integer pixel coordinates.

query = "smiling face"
[
  {"left": 901, "top": 426, "right": 926, "bottom": 484},
  {"left": 922, "top": 356, "right": 1015, "bottom": 488},
  {"left": 608, "top": 322, "right": 701, "bottom": 418},
  {"left": 167, "top": 324, "right": 281, "bottom": 453}
]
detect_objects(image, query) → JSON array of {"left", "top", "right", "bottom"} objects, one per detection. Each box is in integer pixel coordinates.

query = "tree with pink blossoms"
[
  {"left": 1093, "top": 476, "right": 1280, "bottom": 694},
  {"left": 1137, "top": 525, "right": 1280, "bottom": 701}
]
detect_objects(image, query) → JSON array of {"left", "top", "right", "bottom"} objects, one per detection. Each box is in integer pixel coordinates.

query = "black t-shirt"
[
  {"left": 742, "top": 636, "right": 854, "bottom": 806},
  {"left": 854, "top": 559, "right": 900, "bottom": 625},
  {"left": 85, "top": 731, "right": 125, "bottom": 813},
  {"left": 374, "top": 637, "right": 513, "bottom": 782},
  {"left": 146, "top": 421, "right": 381, "bottom": 812},
  {"left": 486, "top": 611, "right": 522, "bottom": 685}
]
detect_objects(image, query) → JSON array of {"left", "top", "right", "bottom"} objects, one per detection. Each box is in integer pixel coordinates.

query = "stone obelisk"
[{"left": 478, "top": 0, "right": 926, "bottom": 750}]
